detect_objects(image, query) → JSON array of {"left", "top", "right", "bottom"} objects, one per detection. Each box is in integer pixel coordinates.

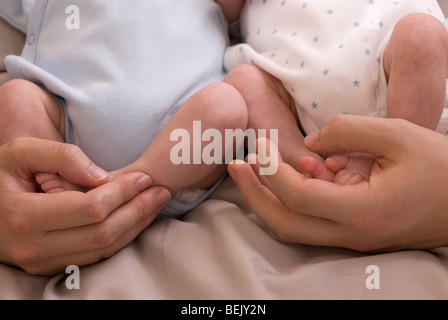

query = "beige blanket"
[{"left": 1, "top": 15, "right": 448, "bottom": 300}]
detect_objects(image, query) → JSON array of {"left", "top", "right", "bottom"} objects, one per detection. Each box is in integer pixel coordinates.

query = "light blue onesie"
[{"left": 0, "top": 0, "right": 230, "bottom": 218}]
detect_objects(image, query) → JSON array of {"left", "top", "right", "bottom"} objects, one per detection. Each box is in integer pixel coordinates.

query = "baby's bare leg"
[
  {"left": 39, "top": 82, "right": 247, "bottom": 193},
  {"left": 326, "top": 13, "right": 448, "bottom": 185},
  {"left": 0, "top": 79, "right": 65, "bottom": 144},
  {"left": 113, "top": 82, "right": 248, "bottom": 193},
  {"left": 384, "top": 13, "right": 448, "bottom": 129},
  {"left": 225, "top": 64, "right": 335, "bottom": 181},
  {"left": 215, "top": 0, "right": 245, "bottom": 23},
  {"left": 0, "top": 79, "right": 69, "bottom": 192}
]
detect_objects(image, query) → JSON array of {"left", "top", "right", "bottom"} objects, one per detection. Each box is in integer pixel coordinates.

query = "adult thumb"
[{"left": 304, "top": 115, "right": 407, "bottom": 159}]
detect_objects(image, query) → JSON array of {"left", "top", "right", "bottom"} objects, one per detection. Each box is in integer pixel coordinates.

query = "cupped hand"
[
  {"left": 0, "top": 138, "right": 170, "bottom": 275},
  {"left": 228, "top": 115, "right": 448, "bottom": 252}
]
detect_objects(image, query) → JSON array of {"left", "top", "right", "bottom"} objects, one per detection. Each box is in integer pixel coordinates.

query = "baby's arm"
[{"left": 215, "top": 0, "right": 245, "bottom": 23}]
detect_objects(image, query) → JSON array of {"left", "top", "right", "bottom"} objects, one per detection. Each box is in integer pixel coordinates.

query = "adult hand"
[
  {"left": 0, "top": 138, "right": 171, "bottom": 275},
  {"left": 228, "top": 115, "right": 448, "bottom": 252}
]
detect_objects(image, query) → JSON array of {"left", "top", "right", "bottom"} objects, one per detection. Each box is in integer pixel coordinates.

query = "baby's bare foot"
[
  {"left": 36, "top": 172, "right": 87, "bottom": 193},
  {"left": 325, "top": 154, "right": 374, "bottom": 185},
  {"left": 298, "top": 155, "right": 335, "bottom": 182}
]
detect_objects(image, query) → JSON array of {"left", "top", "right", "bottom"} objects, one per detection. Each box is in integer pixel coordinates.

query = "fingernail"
[
  {"left": 304, "top": 132, "right": 318, "bottom": 148},
  {"left": 155, "top": 189, "right": 171, "bottom": 205},
  {"left": 136, "top": 175, "right": 152, "bottom": 191},
  {"left": 88, "top": 164, "right": 109, "bottom": 180}
]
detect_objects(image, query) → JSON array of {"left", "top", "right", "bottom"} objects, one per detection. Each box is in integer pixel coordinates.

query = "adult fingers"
[
  {"left": 17, "top": 172, "right": 156, "bottom": 231},
  {"left": 304, "top": 115, "right": 411, "bottom": 161},
  {"left": 17, "top": 186, "right": 171, "bottom": 276},
  {"left": 8, "top": 137, "right": 109, "bottom": 187},
  {"left": 12, "top": 185, "right": 170, "bottom": 276},
  {"left": 251, "top": 138, "right": 372, "bottom": 223},
  {"left": 228, "top": 160, "right": 349, "bottom": 246},
  {"left": 57, "top": 186, "right": 170, "bottom": 256},
  {"left": 244, "top": 153, "right": 273, "bottom": 189}
]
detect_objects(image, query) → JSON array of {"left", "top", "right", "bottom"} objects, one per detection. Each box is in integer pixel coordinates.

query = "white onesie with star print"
[{"left": 224, "top": 0, "right": 448, "bottom": 135}]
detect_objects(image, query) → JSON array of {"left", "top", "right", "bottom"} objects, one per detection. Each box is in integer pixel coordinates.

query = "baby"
[
  {"left": 221, "top": 0, "right": 448, "bottom": 184},
  {"left": 0, "top": 0, "right": 247, "bottom": 218}
]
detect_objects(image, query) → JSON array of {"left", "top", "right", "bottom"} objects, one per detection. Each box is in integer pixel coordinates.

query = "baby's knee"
[
  {"left": 392, "top": 13, "right": 448, "bottom": 60},
  {"left": 0, "top": 79, "right": 42, "bottom": 113},
  {"left": 224, "top": 64, "right": 268, "bottom": 88},
  {"left": 194, "top": 82, "right": 248, "bottom": 130}
]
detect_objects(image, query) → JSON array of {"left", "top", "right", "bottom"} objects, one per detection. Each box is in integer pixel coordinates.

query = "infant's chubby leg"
[
  {"left": 112, "top": 82, "right": 248, "bottom": 193},
  {"left": 0, "top": 79, "right": 66, "bottom": 145},
  {"left": 0, "top": 79, "right": 71, "bottom": 193},
  {"left": 225, "top": 64, "right": 335, "bottom": 181},
  {"left": 39, "top": 82, "right": 248, "bottom": 194},
  {"left": 383, "top": 13, "right": 448, "bottom": 130}
]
